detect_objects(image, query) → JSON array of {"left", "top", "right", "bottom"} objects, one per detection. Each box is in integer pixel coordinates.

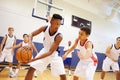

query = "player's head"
[
  {"left": 68, "top": 41, "right": 71, "bottom": 46},
  {"left": 50, "top": 14, "right": 62, "bottom": 30},
  {"left": 116, "top": 37, "right": 120, "bottom": 46},
  {"left": 23, "top": 34, "right": 29, "bottom": 42},
  {"left": 8, "top": 27, "right": 14, "bottom": 35},
  {"left": 78, "top": 26, "right": 91, "bottom": 40}
]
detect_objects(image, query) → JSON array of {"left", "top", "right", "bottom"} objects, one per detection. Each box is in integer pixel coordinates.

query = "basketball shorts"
[
  {"left": 0, "top": 49, "right": 13, "bottom": 62},
  {"left": 102, "top": 57, "right": 119, "bottom": 71},
  {"left": 30, "top": 49, "right": 66, "bottom": 77},
  {"left": 74, "top": 60, "right": 97, "bottom": 80},
  {"left": 63, "top": 58, "right": 72, "bottom": 66}
]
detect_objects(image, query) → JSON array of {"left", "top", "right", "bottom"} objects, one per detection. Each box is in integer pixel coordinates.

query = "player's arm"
[
  {"left": 32, "top": 43, "right": 38, "bottom": 54},
  {"left": 0, "top": 36, "right": 7, "bottom": 54},
  {"left": 6, "top": 42, "right": 22, "bottom": 49},
  {"left": 29, "top": 26, "right": 46, "bottom": 38},
  {"left": 29, "top": 26, "right": 47, "bottom": 46},
  {"left": 62, "top": 38, "right": 78, "bottom": 60},
  {"left": 29, "top": 34, "right": 62, "bottom": 62},
  {"left": 105, "top": 44, "right": 117, "bottom": 62}
]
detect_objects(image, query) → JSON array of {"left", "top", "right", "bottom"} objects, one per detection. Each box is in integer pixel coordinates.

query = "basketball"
[{"left": 16, "top": 46, "right": 32, "bottom": 62}]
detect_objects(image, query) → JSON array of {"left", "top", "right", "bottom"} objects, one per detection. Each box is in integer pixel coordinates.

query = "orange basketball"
[{"left": 16, "top": 46, "right": 32, "bottom": 62}]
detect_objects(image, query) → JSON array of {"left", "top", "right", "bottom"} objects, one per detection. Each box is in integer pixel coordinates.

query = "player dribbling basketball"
[{"left": 24, "top": 14, "right": 66, "bottom": 80}]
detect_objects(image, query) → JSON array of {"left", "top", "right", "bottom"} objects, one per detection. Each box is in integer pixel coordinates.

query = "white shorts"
[
  {"left": 30, "top": 49, "right": 65, "bottom": 77},
  {"left": 0, "top": 49, "right": 13, "bottom": 62},
  {"left": 102, "top": 57, "right": 119, "bottom": 71},
  {"left": 74, "top": 60, "right": 97, "bottom": 80}
]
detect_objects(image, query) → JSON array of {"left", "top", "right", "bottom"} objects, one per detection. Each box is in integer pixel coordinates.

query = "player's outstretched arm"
[{"left": 62, "top": 38, "right": 78, "bottom": 60}]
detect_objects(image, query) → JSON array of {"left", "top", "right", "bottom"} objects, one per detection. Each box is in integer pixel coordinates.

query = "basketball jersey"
[
  {"left": 64, "top": 46, "right": 72, "bottom": 58},
  {"left": 77, "top": 39, "right": 97, "bottom": 65},
  {"left": 43, "top": 26, "right": 61, "bottom": 56},
  {"left": 22, "top": 41, "right": 29, "bottom": 47},
  {"left": 4, "top": 34, "right": 16, "bottom": 50},
  {"left": 108, "top": 44, "right": 120, "bottom": 60}
]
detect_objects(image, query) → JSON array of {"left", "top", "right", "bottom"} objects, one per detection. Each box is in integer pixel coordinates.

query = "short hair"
[
  {"left": 23, "top": 34, "right": 28, "bottom": 38},
  {"left": 8, "top": 27, "right": 14, "bottom": 31},
  {"left": 116, "top": 37, "right": 120, "bottom": 40},
  {"left": 52, "top": 14, "right": 62, "bottom": 20},
  {"left": 80, "top": 26, "right": 91, "bottom": 35}
]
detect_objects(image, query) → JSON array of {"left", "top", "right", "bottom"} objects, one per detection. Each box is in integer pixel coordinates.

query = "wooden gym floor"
[{"left": 0, "top": 65, "right": 115, "bottom": 80}]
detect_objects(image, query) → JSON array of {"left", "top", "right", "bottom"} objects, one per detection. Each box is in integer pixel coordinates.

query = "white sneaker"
[
  {"left": 11, "top": 73, "right": 18, "bottom": 78},
  {"left": 9, "top": 71, "right": 15, "bottom": 78},
  {"left": 34, "top": 72, "right": 38, "bottom": 78}
]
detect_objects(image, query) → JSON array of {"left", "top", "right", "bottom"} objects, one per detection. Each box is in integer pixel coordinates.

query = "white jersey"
[
  {"left": 108, "top": 44, "right": 120, "bottom": 60},
  {"left": 77, "top": 39, "right": 97, "bottom": 65},
  {"left": 4, "top": 34, "right": 16, "bottom": 50},
  {"left": 22, "top": 41, "right": 28, "bottom": 47},
  {"left": 64, "top": 46, "right": 72, "bottom": 58},
  {"left": 43, "top": 26, "right": 61, "bottom": 57}
]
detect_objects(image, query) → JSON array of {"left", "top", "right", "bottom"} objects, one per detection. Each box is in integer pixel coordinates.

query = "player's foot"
[
  {"left": 34, "top": 72, "right": 38, "bottom": 78},
  {"left": 9, "top": 71, "right": 15, "bottom": 78},
  {"left": 10, "top": 72, "right": 18, "bottom": 78}
]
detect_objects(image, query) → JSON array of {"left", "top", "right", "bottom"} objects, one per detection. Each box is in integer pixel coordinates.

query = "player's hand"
[
  {"left": 62, "top": 54, "right": 67, "bottom": 60},
  {"left": 112, "top": 58, "right": 118, "bottom": 62}
]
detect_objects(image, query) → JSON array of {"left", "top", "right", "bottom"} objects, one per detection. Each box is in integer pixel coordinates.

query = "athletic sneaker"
[
  {"left": 11, "top": 73, "right": 18, "bottom": 78},
  {"left": 9, "top": 71, "right": 15, "bottom": 78},
  {"left": 34, "top": 72, "right": 38, "bottom": 78}
]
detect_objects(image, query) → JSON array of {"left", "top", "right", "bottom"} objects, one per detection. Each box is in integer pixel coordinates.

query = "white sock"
[
  {"left": 9, "top": 67, "right": 13, "bottom": 72},
  {"left": 15, "top": 69, "right": 19, "bottom": 74}
]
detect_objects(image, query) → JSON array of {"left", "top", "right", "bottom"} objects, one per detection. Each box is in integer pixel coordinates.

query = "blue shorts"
[{"left": 63, "top": 58, "right": 72, "bottom": 66}]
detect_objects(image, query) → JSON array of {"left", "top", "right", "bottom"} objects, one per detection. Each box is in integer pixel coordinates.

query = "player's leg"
[
  {"left": 73, "top": 76, "right": 79, "bottom": 80},
  {"left": 60, "top": 75, "right": 66, "bottom": 80},
  {"left": 51, "top": 56, "right": 66, "bottom": 80},
  {"left": 68, "top": 58, "right": 72, "bottom": 76},
  {"left": 112, "top": 62, "right": 120, "bottom": 80},
  {"left": 25, "top": 67, "right": 35, "bottom": 80},
  {"left": 6, "top": 53, "right": 14, "bottom": 77},
  {"left": 100, "top": 58, "right": 111, "bottom": 80},
  {"left": 100, "top": 71, "right": 106, "bottom": 80},
  {"left": 115, "top": 71, "right": 119, "bottom": 80},
  {"left": 11, "top": 62, "right": 21, "bottom": 77}
]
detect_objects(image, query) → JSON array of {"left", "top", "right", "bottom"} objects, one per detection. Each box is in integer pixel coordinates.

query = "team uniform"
[
  {"left": 102, "top": 44, "right": 120, "bottom": 72},
  {"left": 64, "top": 46, "right": 72, "bottom": 66},
  {"left": 74, "top": 39, "right": 98, "bottom": 80},
  {"left": 30, "top": 26, "right": 65, "bottom": 76},
  {"left": 0, "top": 34, "right": 16, "bottom": 62}
]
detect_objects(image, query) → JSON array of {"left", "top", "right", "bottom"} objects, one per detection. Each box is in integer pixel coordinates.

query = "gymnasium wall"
[{"left": 0, "top": 0, "right": 120, "bottom": 53}]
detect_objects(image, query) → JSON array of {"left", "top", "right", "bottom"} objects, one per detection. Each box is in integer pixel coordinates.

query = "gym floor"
[{"left": 0, "top": 65, "right": 115, "bottom": 80}]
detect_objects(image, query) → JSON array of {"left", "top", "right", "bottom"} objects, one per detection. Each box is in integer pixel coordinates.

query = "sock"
[
  {"left": 9, "top": 67, "right": 13, "bottom": 72},
  {"left": 15, "top": 69, "right": 19, "bottom": 74}
]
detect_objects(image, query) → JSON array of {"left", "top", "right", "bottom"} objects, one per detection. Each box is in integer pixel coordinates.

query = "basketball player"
[
  {"left": 64, "top": 41, "right": 72, "bottom": 76},
  {"left": 62, "top": 27, "right": 98, "bottom": 80},
  {"left": 24, "top": 14, "right": 66, "bottom": 80},
  {"left": 0, "top": 27, "right": 16, "bottom": 77},
  {"left": 100, "top": 37, "right": 120, "bottom": 80},
  {"left": 6, "top": 34, "right": 38, "bottom": 77}
]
